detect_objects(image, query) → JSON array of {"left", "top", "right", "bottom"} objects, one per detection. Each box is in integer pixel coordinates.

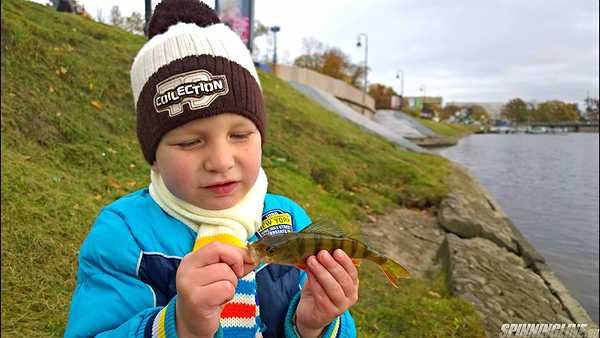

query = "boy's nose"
[{"left": 203, "top": 143, "right": 235, "bottom": 173}]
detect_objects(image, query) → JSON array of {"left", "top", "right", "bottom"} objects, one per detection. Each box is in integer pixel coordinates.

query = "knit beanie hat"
[{"left": 130, "top": 0, "right": 265, "bottom": 164}]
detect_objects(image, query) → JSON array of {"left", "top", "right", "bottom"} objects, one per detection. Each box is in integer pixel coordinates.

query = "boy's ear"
[{"left": 151, "top": 161, "right": 159, "bottom": 174}]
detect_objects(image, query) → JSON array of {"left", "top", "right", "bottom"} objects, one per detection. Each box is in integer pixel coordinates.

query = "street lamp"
[
  {"left": 396, "top": 70, "right": 404, "bottom": 97},
  {"left": 356, "top": 33, "right": 368, "bottom": 114},
  {"left": 270, "top": 25, "right": 281, "bottom": 65},
  {"left": 396, "top": 70, "right": 404, "bottom": 109},
  {"left": 419, "top": 85, "right": 426, "bottom": 116}
]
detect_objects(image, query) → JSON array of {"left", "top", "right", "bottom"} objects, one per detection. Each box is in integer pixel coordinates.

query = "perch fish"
[{"left": 248, "top": 222, "right": 410, "bottom": 288}]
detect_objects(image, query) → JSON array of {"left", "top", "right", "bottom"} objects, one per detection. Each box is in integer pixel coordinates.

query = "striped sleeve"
[
  {"left": 140, "top": 296, "right": 178, "bottom": 338},
  {"left": 283, "top": 280, "right": 357, "bottom": 338}
]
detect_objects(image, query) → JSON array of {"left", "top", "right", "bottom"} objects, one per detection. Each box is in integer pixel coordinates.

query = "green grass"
[
  {"left": 1, "top": 0, "right": 484, "bottom": 336},
  {"left": 417, "top": 118, "right": 480, "bottom": 138}
]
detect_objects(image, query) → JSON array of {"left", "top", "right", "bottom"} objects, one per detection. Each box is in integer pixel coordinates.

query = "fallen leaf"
[
  {"left": 23, "top": 155, "right": 32, "bottom": 161},
  {"left": 56, "top": 66, "right": 67, "bottom": 76},
  {"left": 428, "top": 291, "right": 441, "bottom": 298},
  {"left": 90, "top": 100, "right": 102, "bottom": 109},
  {"left": 107, "top": 176, "right": 121, "bottom": 189},
  {"left": 88, "top": 82, "right": 94, "bottom": 91},
  {"left": 127, "top": 181, "right": 137, "bottom": 188},
  {"left": 128, "top": 163, "right": 136, "bottom": 170},
  {"left": 94, "top": 194, "right": 102, "bottom": 200},
  {"left": 48, "top": 85, "right": 55, "bottom": 93},
  {"left": 367, "top": 215, "right": 377, "bottom": 223},
  {"left": 56, "top": 112, "right": 62, "bottom": 117}
]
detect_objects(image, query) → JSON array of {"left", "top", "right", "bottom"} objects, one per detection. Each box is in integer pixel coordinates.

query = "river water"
[{"left": 438, "top": 133, "right": 599, "bottom": 325}]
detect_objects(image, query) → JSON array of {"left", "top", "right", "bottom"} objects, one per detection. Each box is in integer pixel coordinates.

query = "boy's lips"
[{"left": 204, "top": 181, "right": 239, "bottom": 195}]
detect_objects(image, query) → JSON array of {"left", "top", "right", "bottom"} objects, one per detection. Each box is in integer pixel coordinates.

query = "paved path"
[{"left": 289, "top": 81, "right": 429, "bottom": 154}]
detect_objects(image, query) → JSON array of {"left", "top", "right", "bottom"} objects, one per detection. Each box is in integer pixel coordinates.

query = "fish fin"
[
  {"left": 299, "top": 221, "right": 348, "bottom": 238},
  {"left": 379, "top": 259, "right": 411, "bottom": 288},
  {"left": 296, "top": 263, "right": 307, "bottom": 271},
  {"left": 351, "top": 258, "right": 362, "bottom": 267}
]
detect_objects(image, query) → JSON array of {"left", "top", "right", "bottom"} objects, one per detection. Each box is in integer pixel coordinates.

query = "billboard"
[{"left": 215, "top": 0, "right": 255, "bottom": 52}]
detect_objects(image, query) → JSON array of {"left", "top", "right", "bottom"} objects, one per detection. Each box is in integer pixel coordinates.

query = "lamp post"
[
  {"left": 419, "top": 85, "right": 426, "bottom": 117},
  {"left": 396, "top": 70, "right": 404, "bottom": 109},
  {"left": 396, "top": 70, "right": 404, "bottom": 97},
  {"left": 270, "top": 25, "right": 281, "bottom": 65},
  {"left": 356, "top": 33, "right": 368, "bottom": 114}
]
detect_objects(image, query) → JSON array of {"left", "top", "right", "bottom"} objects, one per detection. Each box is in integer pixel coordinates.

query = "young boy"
[{"left": 64, "top": 1, "right": 358, "bottom": 337}]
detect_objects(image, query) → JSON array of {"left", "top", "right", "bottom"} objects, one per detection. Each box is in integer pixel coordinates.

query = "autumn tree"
[
  {"left": 423, "top": 102, "right": 442, "bottom": 117},
  {"left": 440, "top": 104, "right": 461, "bottom": 120},
  {"left": 468, "top": 105, "right": 490, "bottom": 123},
  {"left": 584, "top": 97, "right": 599, "bottom": 122},
  {"left": 533, "top": 100, "right": 580, "bottom": 122},
  {"left": 293, "top": 38, "right": 366, "bottom": 89},
  {"left": 368, "top": 83, "right": 397, "bottom": 110},
  {"left": 320, "top": 48, "right": 350, "bottom": 81},
  {"left": 501, "top": 98, "right": 530, "bottom": 123}
]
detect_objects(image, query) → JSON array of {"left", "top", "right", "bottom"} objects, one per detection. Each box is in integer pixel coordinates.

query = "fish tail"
[{"left": 379, "top": 259, "right": 410, "bottom": 288}]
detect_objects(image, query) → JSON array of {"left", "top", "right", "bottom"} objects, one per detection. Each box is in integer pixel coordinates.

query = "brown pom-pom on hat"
[
  {"left": 147, "top": 0, "right": 220, "bottom": 38},
  {"left": 131, "top": 0, "right": 265, "bottom": 165}
]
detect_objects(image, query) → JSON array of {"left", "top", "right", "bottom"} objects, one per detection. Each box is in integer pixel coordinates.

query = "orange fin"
[
  {"left": 379, "top": 259, "right": 411, "bottom": 288},
  {"left": 351, "top": 258, "right": 362, "bottom": 267},
  {"left": 296, "top": 263, "right": 307, "bottom": 271}
]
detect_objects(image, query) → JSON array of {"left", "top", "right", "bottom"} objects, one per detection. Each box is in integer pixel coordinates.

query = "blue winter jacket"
[{"left": 64, "top": 189, "right": 356, "bottom": 337}]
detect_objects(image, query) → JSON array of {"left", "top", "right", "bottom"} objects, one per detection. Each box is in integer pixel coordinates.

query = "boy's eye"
[
  {"left": 177, "top": 139, "right": 201, "bottom": 147},
  {"left": 231, "top": 132, "right": 252, "bottom": 140}
]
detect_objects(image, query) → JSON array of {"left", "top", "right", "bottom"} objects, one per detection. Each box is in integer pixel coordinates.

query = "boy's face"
[{"left": 153, "top": 113, "right": 262, "bottom": 210}]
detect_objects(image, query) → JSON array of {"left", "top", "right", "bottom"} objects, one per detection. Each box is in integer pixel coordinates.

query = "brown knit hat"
[{"left": 130, "top": 0, "right": 265, "bottom": 164}]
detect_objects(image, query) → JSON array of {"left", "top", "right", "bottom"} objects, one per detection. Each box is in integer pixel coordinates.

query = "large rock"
[
  {"left": 439, "top": 163, "right": 521, "bottom": 255},
  {"left": 361, "top": 208, "right": 445, "bottom": 278},
  {"left": 441, "top": 234, "right": 575, "bottom": 337}
]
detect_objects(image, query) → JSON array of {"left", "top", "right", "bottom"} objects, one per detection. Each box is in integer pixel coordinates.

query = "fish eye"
[{"left": 266, "top": 247, "right": 275, "bottom": 255}]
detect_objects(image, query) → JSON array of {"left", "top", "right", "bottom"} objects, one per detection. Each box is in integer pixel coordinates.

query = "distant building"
[
  {"left": 404, "top": 96, "right": 443, "bottom": 110},
  {"left": 446, "top": 102, "right": 505, "bottom": 120}
]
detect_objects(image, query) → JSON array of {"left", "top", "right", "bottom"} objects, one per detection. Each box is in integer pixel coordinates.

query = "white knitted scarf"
[{"left": 149, "top": 167, "right": 268, "bottom": 248}]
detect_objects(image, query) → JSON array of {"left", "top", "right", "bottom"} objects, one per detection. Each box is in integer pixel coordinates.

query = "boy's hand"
[
  {"left": 175, "top": 242, "right": 257, "bottom": 338},
  {"left": 295, "top": 249, "right": 359, "bottom": 338}
]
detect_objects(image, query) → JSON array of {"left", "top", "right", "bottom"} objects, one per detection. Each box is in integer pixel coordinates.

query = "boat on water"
[{"left": 526, "top": 126, "right": 548, "bottom": 134}]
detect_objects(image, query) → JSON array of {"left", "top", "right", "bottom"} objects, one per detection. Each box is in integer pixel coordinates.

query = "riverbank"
[
  {"left": 441, "top": 133, "right": 600, "bottom": 327},
  {"left": 362, "top": 161, "right": 598, "bottom": 337}
]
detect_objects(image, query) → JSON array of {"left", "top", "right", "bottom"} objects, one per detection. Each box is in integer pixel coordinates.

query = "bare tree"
[
  {"left": 109, "top": 5, "right": 124, "bottom": 28},
  {"left": 96, "top": 8, "right": 105, "bottom": 23},
  {"left": 124, "top": 12, "right": 144, "bottom": 35}
]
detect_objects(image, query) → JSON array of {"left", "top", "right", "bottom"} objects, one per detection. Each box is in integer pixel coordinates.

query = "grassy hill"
[{"left": 1, "top": 1, "right": 484, "bottom": 336}]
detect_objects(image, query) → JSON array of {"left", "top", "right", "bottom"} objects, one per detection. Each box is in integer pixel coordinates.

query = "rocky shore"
[{"left": 363, "top": 162, "right": 598, "bottom": 337}]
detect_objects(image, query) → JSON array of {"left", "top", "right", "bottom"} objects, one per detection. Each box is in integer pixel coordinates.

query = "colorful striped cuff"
[
  {"left": 284, "top": 292, "right": 342, "bottom": 338},
  {"left": 148, "top": 296, "right": 178, "bottom": 338}
]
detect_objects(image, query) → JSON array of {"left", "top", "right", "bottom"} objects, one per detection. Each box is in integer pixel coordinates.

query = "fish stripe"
[
  {"left": 350, "top": 239, "right": 358, "bottom": 257},
  {"left": 315, "top": 235, "right": 322, "bottom": 256},
  {"left": 298, "top": 235, "right": 305, "bottom": 258},
  {"left": 327, "top": 237, "right": 335, "bottom": 253}
]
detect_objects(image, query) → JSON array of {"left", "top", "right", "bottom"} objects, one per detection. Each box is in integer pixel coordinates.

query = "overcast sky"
[{"left": 33, "top": 0, "right": 599, "bottom": 105}]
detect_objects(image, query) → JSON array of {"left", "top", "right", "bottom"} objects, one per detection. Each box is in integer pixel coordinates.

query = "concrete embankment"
[
  {"left": 374, "top": 110, "right": 460, "bottom": 148},
  {"left": 363, "top": 163, "right": 598, "bottom": 337},
  {"left": 288, "top": 81, "right": 429, "bottom": 154}
]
